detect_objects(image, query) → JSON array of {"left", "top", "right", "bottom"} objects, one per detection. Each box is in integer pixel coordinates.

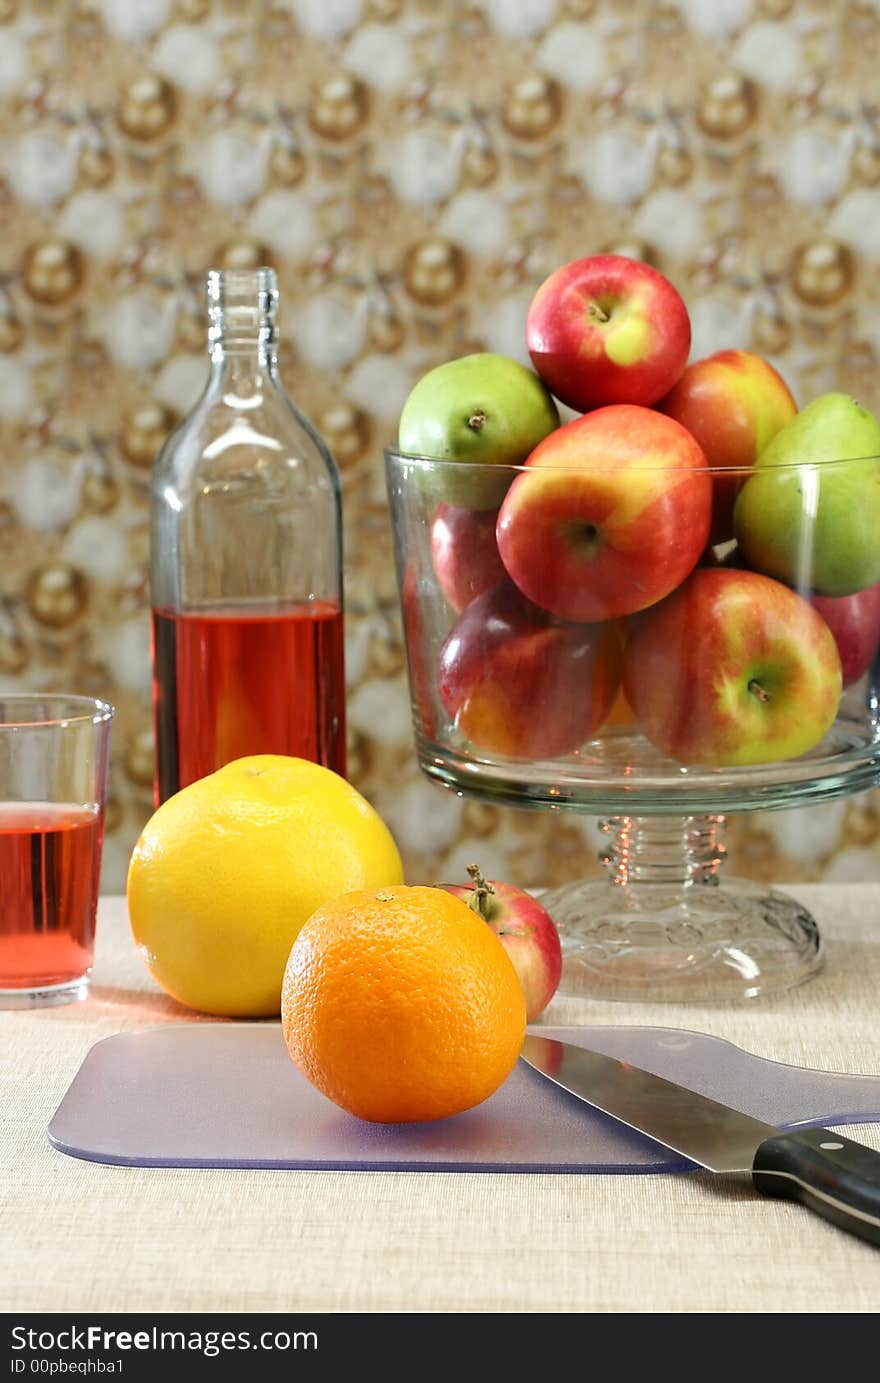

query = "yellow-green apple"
[
  {"left": 430, "top": 503, "right": 506, "bottom": 613},
  {"left": 496, "top": 405, "right": 712, "bottom": 622},
  {"left": 526, "top": 254, "right": 691, "bottom": 410},
  {"left": 810, "top": 581, "right": 880, "bottom": 687},
  {"left": 444, "top": 865, "right": 562, "bottom": 1021},
  {"left": 734, "top": 393, "right": 880, "bottom": 596},
  {"left": 657, "top": 349, "right": 797, "bottom": 543},
  {"left": 397, "top": 352, "right": 559, "bottom": 508},
  {"left": 437, "top": 581, "right": 621, "bottom": 760},
  {"left": 623, "top": 568, "right": 843, "bottom": 766}
]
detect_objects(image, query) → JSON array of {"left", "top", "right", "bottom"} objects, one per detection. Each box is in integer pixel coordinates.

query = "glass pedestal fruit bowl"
[{"left": 386, "top": 445, "right": 880, "bottom": 1003}]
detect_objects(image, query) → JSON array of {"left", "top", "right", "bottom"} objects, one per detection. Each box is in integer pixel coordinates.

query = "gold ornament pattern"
[{"left": 2, "top": 0, "right": 880, "bottom": 892}]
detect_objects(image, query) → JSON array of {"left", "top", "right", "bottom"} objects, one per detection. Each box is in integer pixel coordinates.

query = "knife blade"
[{"left": 521, "top": 1034, "right": 880, "bottom": 1247}]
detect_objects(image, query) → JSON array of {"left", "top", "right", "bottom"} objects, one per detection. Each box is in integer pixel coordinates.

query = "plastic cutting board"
[{"left": 47, "top": 1023, "right": 880, "bottom": 1174}]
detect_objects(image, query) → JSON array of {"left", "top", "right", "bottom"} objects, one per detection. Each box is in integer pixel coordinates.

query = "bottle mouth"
[{"left": 207, "top": 267, "right": 278, "bottom": 350}]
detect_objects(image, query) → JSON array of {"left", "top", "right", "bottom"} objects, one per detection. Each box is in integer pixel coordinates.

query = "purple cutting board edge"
[{"left": 47, "top": 1023, "right": 880, "bottom": 1175}]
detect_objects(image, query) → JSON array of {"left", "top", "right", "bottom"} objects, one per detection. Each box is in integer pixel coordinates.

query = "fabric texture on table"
[{"left": 2, "top": 888, "right": 880, "bottom": 1314}]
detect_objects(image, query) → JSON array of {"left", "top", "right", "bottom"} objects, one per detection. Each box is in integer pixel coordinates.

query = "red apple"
[
  {"left": 444, "top": 865, "right": 562, "bottom": 1021},
  {"left": 526, "top": 254, "right": 691, "bottom": 411},
  {"left": 810, "top": 581, "right": 880, "bottom": 687},
  {"left": 496, "top": 405, "right": 712, "bottom": 622},
  {"left": 714, "top": 555, "right": 880, "bottom": 685},
  {"left": 657, "top": 349, "right": 797, "bottom": 543},
  {"left": 623, "top": 568, "right": 843, "bottom": 766},
  {"left": 430, "top": 502, "right": 506, "bottom": 613},
  {"left": 437, "top": 581, "right": 621, "bottom": 760}
]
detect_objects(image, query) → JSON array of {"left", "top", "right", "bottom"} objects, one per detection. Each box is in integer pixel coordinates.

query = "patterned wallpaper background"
[{"left": 2, "top": 0, "right": 880, "bottom": 892}]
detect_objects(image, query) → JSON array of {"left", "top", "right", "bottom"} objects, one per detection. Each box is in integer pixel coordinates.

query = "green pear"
[
  {"left": 397, "top": 353, "right": 559, "bottom": 509},
  {"left": 733, "top": 393, "right": 880, "bottom": 596}
]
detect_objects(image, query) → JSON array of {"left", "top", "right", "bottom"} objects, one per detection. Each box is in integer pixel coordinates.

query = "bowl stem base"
[{"left": 544, "top": 814, "right": 824, "bottom": 1002}]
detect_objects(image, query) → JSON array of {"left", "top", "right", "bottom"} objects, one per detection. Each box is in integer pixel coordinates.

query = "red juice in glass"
[
  {"left": 0, "top": 695, "right": 112, "bottom": 1007},
  {"left": 151, "top": 601, "right": 346, "bottom": 803},
  {"left": 0, "top": 802, "right": 104, "bottom": 993}
]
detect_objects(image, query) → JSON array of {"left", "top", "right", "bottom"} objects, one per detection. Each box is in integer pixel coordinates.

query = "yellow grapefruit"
[{"left": 127, "top": 755, "right": 403, "bottom": 1017}]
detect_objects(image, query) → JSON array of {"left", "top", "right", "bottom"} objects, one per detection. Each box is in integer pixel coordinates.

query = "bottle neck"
[
  {"left": 209, "top": 339, "right": 279, "bottom": 392},
  {"left": 206, "top": 266, "right": 279, "bottom": 387}
]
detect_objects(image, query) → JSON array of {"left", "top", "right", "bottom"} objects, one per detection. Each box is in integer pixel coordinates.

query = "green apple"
[
  {"left": 397, "top": 353, "right": 559, "bottom": 509},
  {"left": 734, "top": 393, "right": 880, "bottom": 596}
]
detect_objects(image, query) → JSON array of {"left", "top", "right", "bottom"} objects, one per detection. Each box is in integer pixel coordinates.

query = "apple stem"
[
  {"left": 467, "top": 410, "right": 487, "bottom": 432},
  {"left": 587, "top": 301, "right": 610, "bottom": 324},
  {"left": 466, "top": 862, "right": 495, "bottom": 920},
  {"left": 748, "top": 678, "right": 771, "bottom": 703}
]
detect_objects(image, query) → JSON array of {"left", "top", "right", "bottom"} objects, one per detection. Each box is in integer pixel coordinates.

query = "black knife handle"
[{"left": 752, "top": 1126, "right": 880, "bottom": 1247}]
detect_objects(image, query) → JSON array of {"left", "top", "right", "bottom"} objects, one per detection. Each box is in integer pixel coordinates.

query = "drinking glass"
[{"left": 0, "top": 695, "right": 114, "bottom": 1007}]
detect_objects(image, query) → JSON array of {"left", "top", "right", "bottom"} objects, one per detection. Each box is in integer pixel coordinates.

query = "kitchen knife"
[{"left": 521, "top": 1034, "right": 880, "bottom": 1247}]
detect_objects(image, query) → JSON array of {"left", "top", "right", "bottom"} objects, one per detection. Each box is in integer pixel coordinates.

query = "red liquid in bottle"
[
  {"left": 151, "top": 602, "right": 346, "bottom": 803},
  {"left": 0, "top": 803, "right": 103, "bottom": 991}
]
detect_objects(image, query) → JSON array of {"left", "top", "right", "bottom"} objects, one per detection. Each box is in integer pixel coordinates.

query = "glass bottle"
[{"left": 150, "top": 267, "right": 345, "bottom": 804}]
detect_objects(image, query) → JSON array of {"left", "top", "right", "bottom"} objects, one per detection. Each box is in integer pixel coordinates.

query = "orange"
[
  {"left": 281, "top": 884, "right": 527, "bottom": 1123},
  {"left": 127, "top": 755, "right": 403, "bottom": 1017}
]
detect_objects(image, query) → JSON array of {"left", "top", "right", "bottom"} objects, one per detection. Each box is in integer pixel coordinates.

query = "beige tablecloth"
[{"left": 2, "top": 888, "right": 880, "bottom": 1314}]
